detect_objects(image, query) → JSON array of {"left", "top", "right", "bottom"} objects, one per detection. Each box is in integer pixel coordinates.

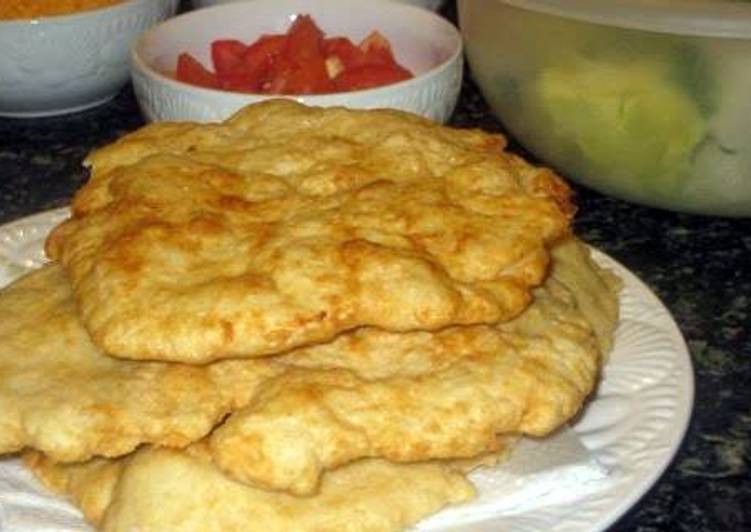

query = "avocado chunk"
[{"left": 530, "top": 52, "right": 707, "bottom": 194}]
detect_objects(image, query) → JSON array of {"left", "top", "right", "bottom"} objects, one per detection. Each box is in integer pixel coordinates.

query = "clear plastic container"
[{"left": 459, "top": 0, "right": 751, "bottom": 216}]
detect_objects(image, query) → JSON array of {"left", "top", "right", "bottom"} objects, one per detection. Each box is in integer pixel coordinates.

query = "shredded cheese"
[{"left": 0, "top": 0, "right": 126, "bottom": 20}]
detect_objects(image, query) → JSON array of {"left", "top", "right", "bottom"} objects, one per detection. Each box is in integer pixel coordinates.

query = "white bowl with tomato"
[
  {"left": 130, "top": 0, "right": 463, "bottom": 123},
  {"left": 0, "top": 0, "right": 179, "bottom": 118}
]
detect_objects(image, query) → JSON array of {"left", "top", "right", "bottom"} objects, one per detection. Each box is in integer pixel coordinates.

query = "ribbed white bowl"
[
  {"left": 130, "top": 0, "right": 462, "bottom": 123},
  {"left": 0, "top": 0, "right": 178, "bottom": 118}
]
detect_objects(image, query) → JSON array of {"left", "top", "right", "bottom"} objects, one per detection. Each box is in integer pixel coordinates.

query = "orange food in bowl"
[
  {"left": 0, "top": 0, "right": 126, "bottom": 20},
  {"left": 175, "top": 14, "right": 413, "bottom": 94}
]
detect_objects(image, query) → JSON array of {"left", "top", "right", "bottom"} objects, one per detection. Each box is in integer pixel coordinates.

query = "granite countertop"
[{"left": 0, "top": 2, "right": 749, "bottom": 531}]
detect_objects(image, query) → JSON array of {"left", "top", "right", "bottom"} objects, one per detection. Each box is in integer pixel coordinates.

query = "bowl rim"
[
  {"left": 192, "top": 0, "right": 446, "bottom": 9},
  {"left": 0, "top": 0, "right": 171, "bottom": 26},
  {"left": 481, "top": 0, "right": 751, "bottom": 38},
  {"left": 130, "top": 0, "right": 463, "bottom": 101}
]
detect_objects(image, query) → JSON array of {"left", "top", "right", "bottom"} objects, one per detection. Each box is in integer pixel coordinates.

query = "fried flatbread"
[
  {"left": 24, "top": 445, "right": 475, "bottom": 532},
  {"left": 0, "top": 266, "right": 281, "bottom": 462},
  {"left": 46, "top": 100, "right": 573, "bottom": 363},
  {"left": 208, "top": 239, "right": 620, "bottom": 495},
  {"left": 541, "top": 240, "right": 621, "bottom": 356},
  {"left": 0, "top": 238, "right": 616, "bottom": 487}
]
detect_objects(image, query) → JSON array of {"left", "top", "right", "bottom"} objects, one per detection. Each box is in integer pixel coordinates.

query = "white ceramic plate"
[{"left": 0, "top": 208, "right": 693, "bottom": 532}]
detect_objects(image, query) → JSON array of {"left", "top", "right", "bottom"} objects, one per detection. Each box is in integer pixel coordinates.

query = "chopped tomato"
[
  {"left": 175, "top": 53, "right": 219, "bottom": 89},
  {"left": 275, "top": 15, "right": 332, "bottom": 93},
  {"left": 174, "top": 15, "right": 412, "bottom": 94},
  {"left": 217, "top": 70, "right": 258, "bottom": 93},
  {"left": 264, "top": 53, "right": 333, "bottom": 95},
  {"left": 211, "top": 40, "right": 248, "bottom": 77},
  {"left": 216, "top": 35, "right": 288, "bottom": 92},
  {"left": 359, "top": 31, "right": 399, "bottom": 67},
  {"left": 284, "top": 15, "right": 325, "bottom": 63},
  {"left": 322, "top": 37, "right": 366, "bottom": 70},
  {"left": 262, "top": 54, "right": 295, "bottom": 94},
  {"left": 284, "top": 52, "right": 334, "bottom": 94},
  {"left": 334, "top": 64, "right": 413, "bottom": 92},
  {"left": 242, "top": 34, "right": 287, "bottom": 78}
]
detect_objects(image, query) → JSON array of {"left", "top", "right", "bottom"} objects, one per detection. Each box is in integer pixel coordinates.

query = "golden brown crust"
[
  {"left": 207, "top": 237, "right": 619, "bottom": 495},
  {"left": 46, "top": 100, "right": 573, "bottom": 363},
  {"left": 0, "top": 239, "right": 617, "bottom": 468},
  {"left": 0, "top": 265, "right": 282, "bottom": 462},
  {"left": 23, "top": 451, "right": 124, "bottom": 527},
  {"left": 23, "top": 447, "right": 475, "bottom": 532},
  {"left": 6, "top": 103, "right": 625, "bottom": 531}
]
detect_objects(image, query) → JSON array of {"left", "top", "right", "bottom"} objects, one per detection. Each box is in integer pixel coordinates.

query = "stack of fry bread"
[{"left": 0, "top": 100, "right": 620, "bottom": 531}]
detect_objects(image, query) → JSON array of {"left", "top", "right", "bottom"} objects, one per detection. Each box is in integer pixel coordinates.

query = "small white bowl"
[
  {"left": 130, "top": 0, "right": 463, "bottom": 123},
  {"left": 0, "top": 0, "right": 179, "bottom": 118},
  {"left": 192, "top": 0, "right": 446, "bottom": 11}
]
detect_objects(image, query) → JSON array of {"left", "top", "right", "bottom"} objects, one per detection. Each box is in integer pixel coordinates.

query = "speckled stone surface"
[{"left": 0, "top": 2, "right": 749, "bottom": 531}]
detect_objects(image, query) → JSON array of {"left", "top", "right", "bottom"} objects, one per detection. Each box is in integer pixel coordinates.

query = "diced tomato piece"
[
  {"left": 261, "top": 54, "right": 294, "bottom": 94},
  {"left": 217, "top": 70, "right": 259, "bottom": 93},
  {"left": 260, "top": 14, "right": 332, "bottom": 94},
  {"left": 359, "top": 31, "right": 399, "bottom": 67},
  {"left": 333, "top": 63, "right": 413, "bottom": 92},
  {"left": 285, "top": 14, "right": 325, "bottom": 63},
  {"left": 241, "top": 34, "right": 287, "bottom": 84},
  {"left": 244, "top": 35, "right": 287, "bottom": 66},
  {"left": 211, "top": 39, "right": 248, "bottom": 77},
  {"left": 290, "top": 54, "right": 334, "bottom": 93},
  {"left": 175, "top": 53, "right": 219, "bottom": 89},
  {"left": 322, "top": 37, "right": 366, "bottom": 70},
  {"left": 263, "top": 53, "right": 333, "bottom": 95},
  {"left": 211, "top": 36, "right": 287, "bottom": 93}
]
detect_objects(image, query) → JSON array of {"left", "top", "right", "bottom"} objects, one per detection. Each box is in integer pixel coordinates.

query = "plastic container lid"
[{"left": 497, "top": 0, "right": 751, "bottom": 38}]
